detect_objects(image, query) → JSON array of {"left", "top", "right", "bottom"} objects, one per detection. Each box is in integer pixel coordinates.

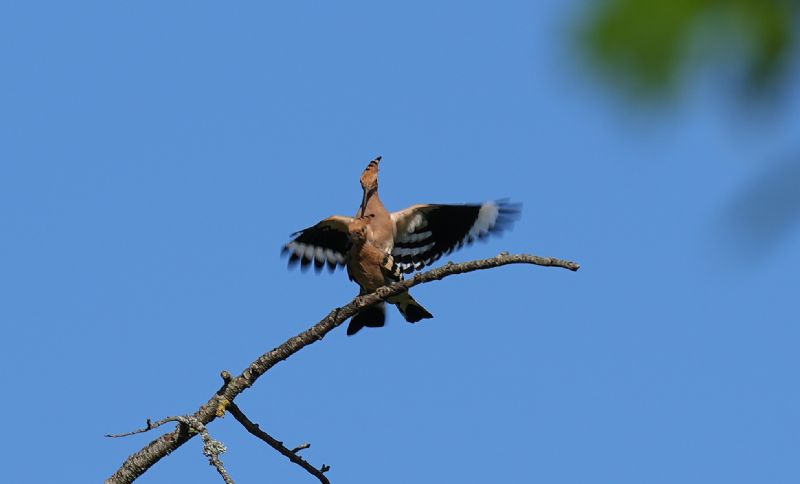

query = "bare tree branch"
[
  {"left": 105, "top": 252, "right": 579, "bottom": 483},
  {"left": 107, "top": 416, "right": 233, "bottom": 484},
  {"left": 227, "top": 400, "right": 331, "bottom": 484}
]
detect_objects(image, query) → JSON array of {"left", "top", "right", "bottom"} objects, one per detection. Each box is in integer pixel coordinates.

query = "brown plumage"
[
  {"left": 355, "top": 156, "right": 394, "bottom": 254},
  {"left": 345, "top": 215, "right": 432, "bottom": 335},
  {"left": 282, "top": 155, "right": 520, "bottom": 335}
]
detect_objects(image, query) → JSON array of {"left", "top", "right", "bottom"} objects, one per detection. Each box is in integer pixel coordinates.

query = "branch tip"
[
  {"left": 228, "top": 403, "right": 330, "bottom": 483},
  {"left": 291, "top": 443, "right": 311, "bottom": 453}
]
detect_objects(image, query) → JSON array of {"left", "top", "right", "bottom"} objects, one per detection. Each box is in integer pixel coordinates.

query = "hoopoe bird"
[
  {"left": 282, "top": 156, "right": 520, "bottom": 335},
  {"left": 344, "top": 214, "right": 433, "bottom": 334}
]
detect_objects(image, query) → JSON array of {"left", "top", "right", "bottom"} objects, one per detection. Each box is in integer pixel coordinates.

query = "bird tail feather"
[{"left": 390, "top": 292, "right": 433, "bottom": 323}]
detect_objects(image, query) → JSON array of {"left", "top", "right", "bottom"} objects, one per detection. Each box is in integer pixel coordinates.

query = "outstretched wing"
[
  {"left": 282, "top": 215, "right": 352, "bottom": 272},
  {"left": 391, "top": 200, "right": 520, "bottom": 273}
]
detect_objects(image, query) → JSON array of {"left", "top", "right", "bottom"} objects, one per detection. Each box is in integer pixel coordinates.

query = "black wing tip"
[
  {"left": 491, "top": 199, "right": 522, "bottom": 233},
  {"left": 490, "top": 217, "right": 519, "bottom": 232},
  {"left": 494, "top": 199, "right": 522, "bottom": 215}
]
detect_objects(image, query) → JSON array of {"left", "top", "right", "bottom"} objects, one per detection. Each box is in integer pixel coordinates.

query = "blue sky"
[{"left": 2, "top": 1, "right": 798, "bottom": 483}]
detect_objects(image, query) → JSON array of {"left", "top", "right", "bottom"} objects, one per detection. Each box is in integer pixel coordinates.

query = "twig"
[
  {"left": 227, "top": 401, "right": 331, "bottom": 484},
  {"left": 106, "top": 252, "right": 580, "bottom": 483},
  {"left": 291, "top": 443, "right": 311, "bottom": 453},
  {"left": 107, "top": 416, "right": 233, "bottom": 484},
  {"left": 105, "top": 419, "right": 157, "bottom": 439}
]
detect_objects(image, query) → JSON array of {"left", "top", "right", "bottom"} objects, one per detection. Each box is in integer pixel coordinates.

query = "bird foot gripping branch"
[{"left": 282, "top": 155, "right": 521, "bottom": 335}]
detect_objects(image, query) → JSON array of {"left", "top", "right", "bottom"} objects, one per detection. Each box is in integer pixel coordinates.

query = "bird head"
[
  {"left": 360, "top": 155, "right": 381, "bottom": 191},
  {"left": 359, "top": 155, "right": 381, "bottom": 215}
]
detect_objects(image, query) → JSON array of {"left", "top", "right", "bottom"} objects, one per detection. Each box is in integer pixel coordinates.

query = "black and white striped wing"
[
  {"left": 391, "top": 201, "right": 521, "bottom": 273},
  {"left": 282, "top": 215, "right": 352, "bottom": 273}
]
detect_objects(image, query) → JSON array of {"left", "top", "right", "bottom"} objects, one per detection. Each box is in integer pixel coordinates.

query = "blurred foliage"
[
  {"left": 582, "top": 1, "right": 800, "bottom": 255},
  {"left": 582, "top": 0, "right": 797, "bottom": 97},
  {"left": 722, "top": 155, "right": 800, "bottom": 251}
]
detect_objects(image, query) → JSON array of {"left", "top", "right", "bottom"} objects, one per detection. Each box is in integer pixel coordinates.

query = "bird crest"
[{"left": 359, "top": 156, "right": 381, "bottom": 191}]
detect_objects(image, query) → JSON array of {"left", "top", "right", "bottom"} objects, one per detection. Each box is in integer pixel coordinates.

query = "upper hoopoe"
[{"left": 282, "top": 156, "right": 520, "bottom": 335}]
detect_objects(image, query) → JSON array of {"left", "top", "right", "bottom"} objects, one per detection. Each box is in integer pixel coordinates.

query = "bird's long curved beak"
[
  {"left": 358, "top": 156, "right": 382, "bottom": 216},
  {"left": 359, "top": 189, "right": 369, "bottom": 217}
]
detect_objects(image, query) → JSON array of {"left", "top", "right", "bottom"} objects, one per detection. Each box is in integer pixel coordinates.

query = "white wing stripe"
[
  {"left": 403, "top": 213, "right": 427, "bottom": 232},
  {"left": 302, "top": 244, "right": 316, "bottom": 261},
  {"left": 325, "top": 248, "right": 344, "bottom": 264},
  {"left": 393, "top": 243, "right": 435, "bottom": 257},
  {"left": 468, "top": 202, "right": 500, "bottom": 237},
  {"left": 287, "top": 242, "right": 345, "bottom": 265},
  {"left": 396, "top": 230, "right": 432, "bottom": 244}
]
